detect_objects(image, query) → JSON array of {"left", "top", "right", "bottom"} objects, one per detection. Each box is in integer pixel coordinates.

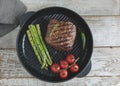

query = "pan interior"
[{"left": 17, "top": 7, "right": 93, "bottom": 82}]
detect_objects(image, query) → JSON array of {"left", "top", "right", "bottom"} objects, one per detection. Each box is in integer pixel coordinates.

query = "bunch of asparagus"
[{"left": 26, "top": 24, "right": 52, "bottom": 70}]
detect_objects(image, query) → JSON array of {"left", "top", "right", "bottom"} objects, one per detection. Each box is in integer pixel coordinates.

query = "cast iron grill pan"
[{"left": 17, "top": 7, "right": 93, "bottom": 82}]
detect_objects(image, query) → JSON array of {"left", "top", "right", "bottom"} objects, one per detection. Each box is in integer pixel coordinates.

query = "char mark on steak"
[{"left": 45, "top": 19, "right": 76, "bottom": 51}]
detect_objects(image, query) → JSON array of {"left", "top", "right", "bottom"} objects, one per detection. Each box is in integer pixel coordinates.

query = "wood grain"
[
  {"left": 0, "top": 48, "right": 120, "bottom": 79},
  {"left": 0, "top": 77, "right": 120, "bottom": 86},
  {"left": 21, "top": 0, "right": 120, "bottom": 15},
  {"left": 0, "top": 16, "right": 120, "bottom": 48},
  {"left": 83, "top": 16, "right": 120, "bottom": 47},
  {"left": 0, "top": 0, "right": 120, "bottom": 85}
]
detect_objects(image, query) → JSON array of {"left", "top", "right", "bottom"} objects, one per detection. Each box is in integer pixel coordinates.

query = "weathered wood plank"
[
  {"left": 0, "top": 49, "right": 32, "bottom": 78},
  {"left": 0, "top": 77, "right": 120, "bottom": 86},
  {"left": 0, "top": 16, "right": 120, "bottom": 48},
  {"left": 83, "top": 16, "right": 120, "bottom": 47},
  {"left": 21, "top": 0, "right": 120, "bottom": 15},
  {"left": 0, "top": 48, "right": 120, "bottom": 78},
  {"left": 0, "top": 78, "right": 45, "bottom": 86}
]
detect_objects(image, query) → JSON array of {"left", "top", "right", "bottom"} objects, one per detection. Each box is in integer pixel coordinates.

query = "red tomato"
[
  {"left": 70, "top": 64, "right": 79, "bottom": 73},
  {"left": 60, "top": 60, "right": 68, "bottom": 69},
  {"left": 66, "top": 54, "right": 75, "bottom": 64},
  {"left": 51, "top": 64, "right": 60, "bottom": 73},
  {"left": 59, "top": 70, "right": 68, "bottom": 79}
]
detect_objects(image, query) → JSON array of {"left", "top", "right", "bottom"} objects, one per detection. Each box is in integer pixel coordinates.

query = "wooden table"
[{"left": 0, "top": 0, "right": 120, "bottom": 86}]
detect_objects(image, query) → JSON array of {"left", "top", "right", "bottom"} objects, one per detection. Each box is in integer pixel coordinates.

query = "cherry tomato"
[
  {"left": 59, "top": 70, "right": 68, "bottom": 79},
  {"left": 60, "top": 60, "right": 68, "bottom": 69},
  {"left": 70, "top": 64, "right": 79, "bottom": 73},
  {"left": 66, "top": 54, "right": 75, "bottom": 64},
  {"left": 51, "top": 64, "right": 60, "bottom": 73}
]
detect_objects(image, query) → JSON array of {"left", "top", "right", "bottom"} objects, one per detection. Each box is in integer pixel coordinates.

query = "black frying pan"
[{"left": 16, "top": 7, "right": 93, "bottom": 83}]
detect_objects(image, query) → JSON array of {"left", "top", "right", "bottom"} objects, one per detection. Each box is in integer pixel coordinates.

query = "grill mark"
[
  {"left": 57, "top": 46, "right": 72, "bottom": 51},
  {"left": 56, "top": 14, "right": 62, "bottom": 20},
  {"left": 48, "top": 15, "right": 52, "bottom": 19},
  {"left": 59, "top": 15, "right": 65, "bottom": 21},
  {"left": 53, "top": 40, "right": 71, "bottom": 48},
  {"left": 53, "top": 14, "right": 58, "bottom": 19},
  {"left": 48, "top": 20, "right": 74, "bottom": 27},
  {"left": 60, "top": 15, "right": 69, "bottom": 21},
  {"left": 48, "top": 22, "right": 75, "bottom": 37},
  {"left": 51, "top": 32, "right": 73, "bottom": 40},
  {"left": 55, "top": 43, "right": 72, "bottom": 51},
  {"left": 54, "top": 30, "right": 75, "bottom": 37},
  {"left": 46, "top": 19, "right": 76, "bottom": 51},
  {"left": 59, "top": 15, "right": 66, "bottom": 21},
  {"left": 48, "top": 23, "right": 74, "bottom": 29},
  {"left": 52, "top": 37, "right": 72, "bottom": 44}
]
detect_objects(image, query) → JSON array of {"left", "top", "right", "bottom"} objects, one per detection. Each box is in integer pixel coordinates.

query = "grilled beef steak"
[{"left": 45, "top": 19, "right": 76, "bottom": 51}]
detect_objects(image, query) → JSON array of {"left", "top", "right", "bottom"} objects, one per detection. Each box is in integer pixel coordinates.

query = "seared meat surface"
[{"left": 45, "top": 19, "right": 76, "bottom": 51}]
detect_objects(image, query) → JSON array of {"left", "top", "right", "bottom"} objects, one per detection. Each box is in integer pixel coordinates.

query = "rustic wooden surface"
[
  {"left": 0, "top": 16, "right": 120, "bottom": 48},
  {"left": 0, "top": 0, "right": 120, "bottom": 86}
]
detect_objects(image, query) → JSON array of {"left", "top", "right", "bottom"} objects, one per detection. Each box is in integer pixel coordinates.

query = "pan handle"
[
  {"left": 77, "top": 61, "right": 92, "bottom": 77},
  {"left": 19, "top": 12, "right": 35, "bottom": 28}
]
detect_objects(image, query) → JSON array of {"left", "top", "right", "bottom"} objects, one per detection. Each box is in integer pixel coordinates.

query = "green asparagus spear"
[
  {"left": 26, "top": 30, "right": 43, "bottom": 65},
  {"left": 29, "top": 25, "right": 51, "bottom": 68},
  {"left": 36, "top": 24, "right": 52, "bottom": 65},
  {"left": 41, "top": 58, "right": 46, "bottom": 69},
  {"left": 27, "top": 24, "right": 53, "bottom": 70},
  {"left": 29, "top": 25, "right": 46, "bottom": 68}
]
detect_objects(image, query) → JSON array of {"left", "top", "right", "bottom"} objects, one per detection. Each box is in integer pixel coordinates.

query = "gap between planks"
[
  {"left": 0, "top": 77, "right": 120, "bottom": 86},
  {"left": 0, "top": 16, "right": 120, "bottom": 48},
  {"left": 1, "top": 46, "right": 120, "bottom": 50},
  {"left": 0, "top": 47, "right": 120, "bottom": 78},
  {"left": 0, "top": 76, "right": 119, "bottom": 80}
]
